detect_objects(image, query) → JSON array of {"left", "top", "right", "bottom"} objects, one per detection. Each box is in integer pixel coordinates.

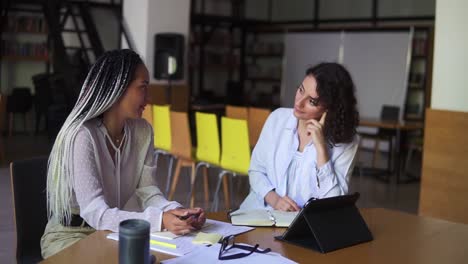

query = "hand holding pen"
[
  {"left": 179, "top": 207, "right": 206, "bottom": 230},
  {"left": 162, "top": 208, "right": 206, "bottom": 235}
]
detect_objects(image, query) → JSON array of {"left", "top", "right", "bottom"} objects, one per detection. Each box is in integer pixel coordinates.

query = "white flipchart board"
[{"left": 282, "top": 31, "right": 411, "bottom": 150}]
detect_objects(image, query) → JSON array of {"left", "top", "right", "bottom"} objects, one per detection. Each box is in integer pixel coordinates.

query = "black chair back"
[
  {"left": 32, "top": 73, "right": 53, "bottom": 133},
  {"left": 380, "top": 105, "right": 400, "bottom": 122},
  {"left": 6, "top": 88, "right": 33, "bottom": 114},
  {"left": 225, "top": 81, "right": 245, "bottom": 106},
  {"left": 379, "top": 105, "right": 400, "bottom": 137},
  {"left": 10, "top": 156, "right": 49, "bottom": 263}
]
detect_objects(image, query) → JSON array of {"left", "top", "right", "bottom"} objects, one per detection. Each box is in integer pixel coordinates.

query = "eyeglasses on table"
[{"left": 218, "top": 235, "right": 271, "bottom": 260}]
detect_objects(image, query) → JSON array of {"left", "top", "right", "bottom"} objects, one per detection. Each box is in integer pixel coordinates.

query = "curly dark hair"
[{"left": 306, "top": 62, "right": 359, "bottom": 146}]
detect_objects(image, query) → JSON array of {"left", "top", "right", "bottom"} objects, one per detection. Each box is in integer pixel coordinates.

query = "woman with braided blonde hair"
[{"left": 41, "top": 49, "right": 205, "bottom": 258}]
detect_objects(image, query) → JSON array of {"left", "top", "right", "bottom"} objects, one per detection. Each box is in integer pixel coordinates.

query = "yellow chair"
[
  {"left": 212, "top": 116, "right": 251, "bottom": 211},
  {"left": 225, "top": 105, "right": 248, "bottom": 120},
  {"left": 195, "top": 112, "right": 220, "bottom": 166},
  {"left": 167, "top": 111, "right": 211, "bottom": 208},
  {"left": 152, "top": 105, "right": 174, "bottom": 195},
  {"left": 247, "top": 107, "right": 270, "bottom": 148},
  {"left": 185, "top": 112, "right": 221, "bottom": 208}
]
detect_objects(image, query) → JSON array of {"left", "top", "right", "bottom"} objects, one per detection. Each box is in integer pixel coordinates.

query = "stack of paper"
[{"left": 107, "top": 219, "right": 254, "bottom": 256}]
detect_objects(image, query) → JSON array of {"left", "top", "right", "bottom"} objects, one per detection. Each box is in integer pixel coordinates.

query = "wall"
[
  {"left": 271, "top": 0, "right": 315, "bottom": 21},
  {"left": 123, "top": 0, "right": 190, "bottom": 84},
  {"left": 146, "top": 0, "right": 190, "bottom": 84},
  {"left": 430, "top": 0, "right": 468, "bottom": 112},
  {"left": 321, "top": 0, "right": 372, "bottom": 19},
  {"left": 122, "top": 0, "right": 149, "bottom": 59},
  {"left": 245, "top": 0, "right": 435, "bottom": 21},
  {"left": 378, "top": 0, "right": 435, "bottom": 17},
  {"left": 419, "top": 0, "right": 468, "bottom": 223},
  {"left": 90, "top": 8, "right": 120, "bottom": 51}
]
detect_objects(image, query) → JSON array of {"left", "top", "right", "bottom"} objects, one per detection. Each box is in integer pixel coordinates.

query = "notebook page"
[
  {"left": 270, "top": 211, "right": 299, "bottom": 227},
  {"left": 230, "top": 209, "right": 274, "bottom": 226}
]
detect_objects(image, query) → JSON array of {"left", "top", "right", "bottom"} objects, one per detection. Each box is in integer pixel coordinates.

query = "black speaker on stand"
[{"left": 154, "top": 33, "right": 184, "bottom": 105}]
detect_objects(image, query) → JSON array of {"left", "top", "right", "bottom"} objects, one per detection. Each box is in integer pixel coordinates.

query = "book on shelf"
[
  {"left": 5, "top": 15, "right": 47, "bottom": 33},
  {"left": 1, "top": 40, "right": 48, "bottom": 58}
]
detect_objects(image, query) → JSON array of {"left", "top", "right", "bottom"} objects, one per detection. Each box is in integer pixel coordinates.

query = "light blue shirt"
[{"left": 240, "top": 108, "right": 359, "bottom": 209}]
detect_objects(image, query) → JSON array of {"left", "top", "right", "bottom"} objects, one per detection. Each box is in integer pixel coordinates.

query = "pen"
[
  {"left": 178, "top": 212, "right": 201, "bottom": 221},
  {"left": 150, "top": 239, "right": 177, "bottom": 249}
]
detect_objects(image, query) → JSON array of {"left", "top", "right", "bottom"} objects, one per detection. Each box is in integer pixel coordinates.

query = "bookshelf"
[
  {"left": 244, "top": 32, "right": 283, "bottom": 107},
  {"left": 1, "top": 15, "right": 49, "bottom": 60},
  {"left": 404, "top": 27, "right": 433, "bottom": 121},
  {"left": 0, "top": 13, "right": 49, "bottom": 95},
  {"left": 189, "top": 15, "right": 243, "bottom": 100}
]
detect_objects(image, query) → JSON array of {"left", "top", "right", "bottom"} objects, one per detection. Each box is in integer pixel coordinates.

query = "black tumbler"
[{"left": 119, "top": 219, "right": 152, "bottom": 264}]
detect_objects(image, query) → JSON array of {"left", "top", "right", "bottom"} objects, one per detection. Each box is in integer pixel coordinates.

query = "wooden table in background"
[
  {"left": 359, "top": 118, "right": 424, "bottom": 183},
  {"left": 41, "top": 208, "right": 468, "bottom": 264},
  {"left": 359, "top": 118, "right": 423, "bottom": 131}
]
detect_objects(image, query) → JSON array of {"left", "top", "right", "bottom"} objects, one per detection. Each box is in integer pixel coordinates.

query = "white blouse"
[
  {"left": 284, "top": 151, "right": 309, "bottom": 207},
  {"left": 71, "top": 118, "right": 181, "bottom": 232},
  {"left": 240, "top": 108, "right": 359, "bottom": 210}
]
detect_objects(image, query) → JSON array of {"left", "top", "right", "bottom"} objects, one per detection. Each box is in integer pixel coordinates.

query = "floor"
[{"left": 0, "top": 133, "right": 422, "bottom": 263}]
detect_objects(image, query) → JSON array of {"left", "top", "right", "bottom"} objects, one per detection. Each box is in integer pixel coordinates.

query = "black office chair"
[
  {"left": 6, "top": 88, "right": 33, "bottom": 136},
  {"left": 32, "top": 73, "right": 52, "bottom": 135},
  {"left": 225, "top": 81, "right": 245, "bottom": 106},
  {"left": 10, "top": 156, "right": 49, "bottom": 263},
  {"left": 359, "top": 105, "right": 400, "bottom": 170}
]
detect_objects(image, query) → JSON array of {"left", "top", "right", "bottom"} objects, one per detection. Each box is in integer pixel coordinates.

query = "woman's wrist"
[
  {"left": 265, "top": 190, "right": 280, "bottom": 207},
  {"left": 315, "top": 145, "right": 329, "bottom": 168}
]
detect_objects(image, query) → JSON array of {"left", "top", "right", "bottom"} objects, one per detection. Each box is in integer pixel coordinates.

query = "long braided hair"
[
  {"left": 47, "top": 49, "right": 143, "bottom": 224},
  {"left": 306, "top": 63, "right": 359, "bottom": 146}
]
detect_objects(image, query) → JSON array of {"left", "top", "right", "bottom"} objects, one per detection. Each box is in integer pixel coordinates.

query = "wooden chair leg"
[
  {"left": 372, "top": 139, "right": 380, "bottom": 168},
  {"left": 222, "top": 175, "right": 230, "bottom": 210},
  {"left": 202, "top": 166, "right": 209, "bottom": 206},
  {"left": 190, "top": 162, "right": 196, "bottom": 208},
  {"left": 168, "top": 159, "right": 182, "bottom": 200}
]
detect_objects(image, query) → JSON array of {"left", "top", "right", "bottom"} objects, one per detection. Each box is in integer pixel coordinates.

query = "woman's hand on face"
[
  {"left": 162, "top": 208, "right": 197, "bottom": 235},
  {"left": 305, "top": 112, "right": 327, "bottom": 148},
  {"left": 273, "top": 196, "right": 300, "bottom": 212}
]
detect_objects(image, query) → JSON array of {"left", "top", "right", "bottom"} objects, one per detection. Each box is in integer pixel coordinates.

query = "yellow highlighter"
[{"left": 150, "top": 239, "right": 177, "bottom": 249}]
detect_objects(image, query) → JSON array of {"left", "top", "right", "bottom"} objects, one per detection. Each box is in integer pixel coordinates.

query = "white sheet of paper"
[
  {"left": 151, "top": 231, "right": 180, "bottom": 240},
  {"left": 161, "top": 243, "right": 298, "bottom": 264}
]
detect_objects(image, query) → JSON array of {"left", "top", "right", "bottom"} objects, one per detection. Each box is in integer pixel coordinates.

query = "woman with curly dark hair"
[{"left": 240, "top": 62, "right": 360, "bottom": 212}]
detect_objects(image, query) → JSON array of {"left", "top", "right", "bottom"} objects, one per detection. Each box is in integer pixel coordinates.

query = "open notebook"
[{"left": 230, "top": 209, "right": 299, "bottom": 227}]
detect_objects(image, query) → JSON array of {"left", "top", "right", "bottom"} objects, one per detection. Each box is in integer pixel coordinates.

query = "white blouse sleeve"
[
  {"left": 314, "top": 139, "right": 359, "bottom": 198},
  {"left": 73, "top": 129, "right": 168, "bottom": 232}
]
